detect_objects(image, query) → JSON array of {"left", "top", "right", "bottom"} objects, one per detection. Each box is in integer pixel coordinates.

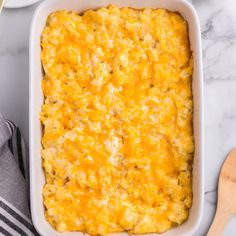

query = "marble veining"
[
  {"left": 1, "top": 0, "right": 236, "bottom": 235},
  {"left": 193, "top": 0, "right": 236, "bottom": 235}
]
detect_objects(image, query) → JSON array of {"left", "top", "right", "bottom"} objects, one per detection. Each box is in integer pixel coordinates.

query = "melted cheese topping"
[{"left": 40, "top": 6, "right": 194, "bottom": 235}]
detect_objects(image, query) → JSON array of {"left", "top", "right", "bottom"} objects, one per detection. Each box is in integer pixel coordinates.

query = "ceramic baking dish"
[{"left": 29, "top": 0, "right": 204, "bottom": 235}]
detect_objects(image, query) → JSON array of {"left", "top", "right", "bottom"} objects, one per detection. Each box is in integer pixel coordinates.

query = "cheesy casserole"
[{"left": 40, "top": 5, "right": 194, "bottom": 235}]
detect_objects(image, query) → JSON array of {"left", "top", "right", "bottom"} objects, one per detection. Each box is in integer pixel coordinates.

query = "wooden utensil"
[
  {"left": 0, "top": 0, "right": 4, "bottom": 14},
  {"left": 207, "top": 148, "right": 236, "bottom": 236}
]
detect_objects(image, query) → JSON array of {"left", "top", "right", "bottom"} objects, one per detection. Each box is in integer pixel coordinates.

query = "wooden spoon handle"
[
  {"left": 0, "top": 0, "right": 4, "bottom": 14},
  {"left": 207, "top": 206, "right": 232, "bottom": 236}
]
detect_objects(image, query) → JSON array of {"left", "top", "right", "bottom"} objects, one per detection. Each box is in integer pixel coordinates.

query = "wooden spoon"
[
  {"left": 0, "top": 0, "right": 4, "bottom": 14},
  {"left": 207, "top": 148, "right": 236, "bottom": 236}
]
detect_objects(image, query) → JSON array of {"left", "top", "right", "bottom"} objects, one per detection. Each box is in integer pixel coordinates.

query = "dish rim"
[{"left": 4, "top": 0, "right": 41, "bottom": 8}]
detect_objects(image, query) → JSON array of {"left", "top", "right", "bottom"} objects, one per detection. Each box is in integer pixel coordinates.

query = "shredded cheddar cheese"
[{"left": 40, "top": 5, "right": 194, "bottom": 235}]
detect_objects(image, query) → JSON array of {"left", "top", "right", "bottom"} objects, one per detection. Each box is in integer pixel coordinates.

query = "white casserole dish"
[{"left": 29, "top": 0, "right": 204, "bottom": 235}]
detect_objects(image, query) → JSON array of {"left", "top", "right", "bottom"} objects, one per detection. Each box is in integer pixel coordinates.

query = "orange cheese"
[{"left": 40, "top": 5, "right": 193, "bottom": 235}]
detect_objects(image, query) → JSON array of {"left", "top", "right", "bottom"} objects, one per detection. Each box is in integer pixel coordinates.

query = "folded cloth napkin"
[{"left": 0, "top": 114, "right": 38, "bottom": 236}]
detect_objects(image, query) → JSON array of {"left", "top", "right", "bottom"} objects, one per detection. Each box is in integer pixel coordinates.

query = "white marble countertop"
[{"left": 0, "top": 0, "right": 236, "bottom": 235}]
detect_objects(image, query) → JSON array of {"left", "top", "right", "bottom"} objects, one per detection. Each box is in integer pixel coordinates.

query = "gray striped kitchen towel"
[{"left": 0, "top": 114, "right": 38, "bottom": 236}]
